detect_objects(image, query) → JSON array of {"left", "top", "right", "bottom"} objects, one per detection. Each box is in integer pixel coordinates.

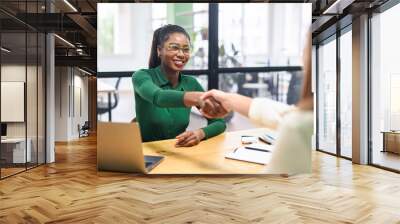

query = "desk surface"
[
  {"left": 381, "top": 131, "right": 400, "bottom": 134},
  {"left": 1, "top": 138, "right": 26, "bottom": 143},
  {"left": 142, "top": 128, "right": 271, "bottom": 174}
]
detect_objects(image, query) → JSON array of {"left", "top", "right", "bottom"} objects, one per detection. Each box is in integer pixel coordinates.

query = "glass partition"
[
  {"left": 27, "top": 30, "right": 38, "bottom": 169},
  {"left": 1, "top": 30, "right": 28, "bottom": 177},
  {"left": 339, "top": 29, "right": 352, "bottom": 158},
  {"left": 370, "top": 4, "right": 400, "bottom": 171},
  {"left": 317, "top": 36, "right": 337, "bottom": 154},
  {"left": 38, "top": 32, "right": 46, "bottom": 165},
  {"left": 0, "top": 2, "right": 46, "bottom": 178}
]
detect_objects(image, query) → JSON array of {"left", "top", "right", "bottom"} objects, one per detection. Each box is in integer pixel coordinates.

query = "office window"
[
  {"left": 371, "top": 4, "right": 400, "bottom": 171},
  {"left": 97, "top": 3, "right": 311, "bottom": 132},
  {"left": 97, "top": 77, "right": 135, "bottom": 123},
  {"left": 317, "top": 36, "right": 337, "bottom": 154},
  {"left": 339, "top": 29, "right": 352, "bottom": 158},
  {"left": 218, "top": 4, "right": 310, "bottom": 67},
  {"left": 98, "top": 3, "right": 209, "bottom": 72},
  {"left": 218, "top": 71, "right": 302, "bottom": 130},
  {"left": 219, "top": 71, "right": 301, "bottom": 104}
]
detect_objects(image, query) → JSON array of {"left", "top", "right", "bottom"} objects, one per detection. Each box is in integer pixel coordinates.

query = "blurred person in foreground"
[{"left": 200, "top": 32, "right": 313, "bottom": 174}]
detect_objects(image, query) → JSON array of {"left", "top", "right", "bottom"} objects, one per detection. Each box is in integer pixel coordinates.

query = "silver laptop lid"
[{"left": 97, "top": 122, "right": 146, "bottom": 173}]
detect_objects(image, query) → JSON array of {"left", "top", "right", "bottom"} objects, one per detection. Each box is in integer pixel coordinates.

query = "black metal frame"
[
  {"left": 336, "top": 25, "right": 341, "bottom": 158},
  {"left": 315, "top": 44, "right": 319, "bottom": 151},
  {"left": 208, "top": 3, "right": 219, "bottom": 90},
  {"left": 367, "top": 11, "right": 372, "bottom": 166}
]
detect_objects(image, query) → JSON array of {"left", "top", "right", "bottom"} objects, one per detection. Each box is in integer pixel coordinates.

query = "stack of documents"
[{"left": 225, "top": 143, "right": 274, "bottom": 165}]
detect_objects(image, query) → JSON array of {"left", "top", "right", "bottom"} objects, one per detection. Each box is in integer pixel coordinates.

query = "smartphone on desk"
[
  {"left": 259, "top": 133, "right": 276, "bottom": 145},
  {"left": 241, "top": 135, "right": 258, "bottom": 144}
]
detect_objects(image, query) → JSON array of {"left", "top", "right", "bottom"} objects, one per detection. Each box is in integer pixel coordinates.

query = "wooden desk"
[
  {"left": 1, "top": 138, "right": 32, "bottom": 165},
  {"left": 382, "top": 131, "right": 400, "bottom": 154},
  {"left": 142, "top": 128, "right": 270, "bottom": 174}
]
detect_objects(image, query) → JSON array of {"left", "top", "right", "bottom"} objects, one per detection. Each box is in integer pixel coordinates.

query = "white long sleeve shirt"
[{"left": 248, "top": 98, "right": 314, "bottom": 174}]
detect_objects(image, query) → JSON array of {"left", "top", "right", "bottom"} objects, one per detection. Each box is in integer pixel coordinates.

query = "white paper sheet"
[{"left": 225, "top": 146, "right": 272, "bottom": 165}]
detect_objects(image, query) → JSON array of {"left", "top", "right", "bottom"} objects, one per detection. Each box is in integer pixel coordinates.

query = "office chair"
[
  {"left": 97, "top": 77, "right": 122, "bottom": 121},
  {"left": 79, "top": 121, "right": 90, "bottom": 138}
]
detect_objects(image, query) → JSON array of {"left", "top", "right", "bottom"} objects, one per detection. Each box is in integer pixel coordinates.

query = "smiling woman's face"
[{"left": 158, "top": 32, "right": 191, "bottom": 72}]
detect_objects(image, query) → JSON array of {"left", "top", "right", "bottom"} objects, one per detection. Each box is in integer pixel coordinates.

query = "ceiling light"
[
  {"left": 63, "top": 0, "right": 78, "bottom": 12},
  {"left": 54, "top": 34, "right": 75, "bottom": 48},
  {"left": 1, "top": 47, "right": 11, "bottom": 53},
  {"left": 78, "top": 67, "right": 93, "bottom": 76},
  {"left": 323, "top": 0, "right": 355, "bottom": 15}
]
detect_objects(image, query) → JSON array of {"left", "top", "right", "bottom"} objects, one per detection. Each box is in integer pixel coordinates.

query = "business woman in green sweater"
[{"left": 132, "top": 24, "right": 226, "bottom": 147}]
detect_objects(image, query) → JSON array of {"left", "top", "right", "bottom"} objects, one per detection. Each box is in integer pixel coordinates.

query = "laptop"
[{"left": 97, "top": 122, "right": 164, "bottom": 173}]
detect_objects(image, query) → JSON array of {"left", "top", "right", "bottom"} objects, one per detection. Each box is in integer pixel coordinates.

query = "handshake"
[
  {"left": 176, "top": 89, "right": 233, "bottom": 147},
  {"left": 197, "top": 90, "right": 233, "bottom": 119}
]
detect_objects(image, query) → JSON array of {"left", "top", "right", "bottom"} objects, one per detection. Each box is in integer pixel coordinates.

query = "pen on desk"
[
  {"left": 258, "top": 137, "right": 271, "bottom": 144},
  {"left": 244, "top": 146, "right": 271, "bottom": 152}
]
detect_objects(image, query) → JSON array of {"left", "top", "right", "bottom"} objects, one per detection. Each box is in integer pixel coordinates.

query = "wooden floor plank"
[{"left": 0, "top": 135, "right": 400, "bottom": 223}]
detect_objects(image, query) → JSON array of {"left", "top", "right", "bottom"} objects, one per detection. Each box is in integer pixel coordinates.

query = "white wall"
[
  {"left": 55, "top": 66, "right": 69, "bottom": 141},
  {"left": 1, "top": 65, "right": 38, "bottom": 138},
  {"left": 55, "top": 67, "right": 89, "bottom": 141}
]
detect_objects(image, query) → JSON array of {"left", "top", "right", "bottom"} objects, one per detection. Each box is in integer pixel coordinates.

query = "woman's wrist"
[
  {"left": 226, "top": 93, "right": 236, "bottom": 110},
  {"left": 226, "top": 93, "right": 252, "bottom": 117},
  {"left": 196, "top": 129, "right": 206, "bottom": 141},
  {"left": 183, "top": 92, "right": 203, "bottom": 107}
]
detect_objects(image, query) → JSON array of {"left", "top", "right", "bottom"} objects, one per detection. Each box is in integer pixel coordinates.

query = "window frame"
[
  {"left": 97, "top": 3, "right": 303, "bottom": 92},
  {"left": 315, "top": 19, "right": 353, "bottom": 160}
]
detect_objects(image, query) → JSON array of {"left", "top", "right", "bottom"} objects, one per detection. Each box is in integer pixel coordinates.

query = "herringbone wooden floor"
[{"left": 1, "top": 135, "right": 400, "bottom": 224}]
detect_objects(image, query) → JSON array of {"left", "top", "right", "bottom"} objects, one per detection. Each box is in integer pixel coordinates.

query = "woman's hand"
[
  {"left": 175, "top": 129, "right": 205, "bottom": 147},
  {"left": 183, "top": 91, "right": 228, "bottom": 118},
  {"left": 201, "top": 97, "right": 229, "bottom": 118},
  {"left": 200, "top": 89, "right": 232, "bottom": 118}
]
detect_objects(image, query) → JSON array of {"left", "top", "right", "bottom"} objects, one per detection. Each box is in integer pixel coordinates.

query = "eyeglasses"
[{"left": 165, "top": 43, "right": 191, "bottom": 55}]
